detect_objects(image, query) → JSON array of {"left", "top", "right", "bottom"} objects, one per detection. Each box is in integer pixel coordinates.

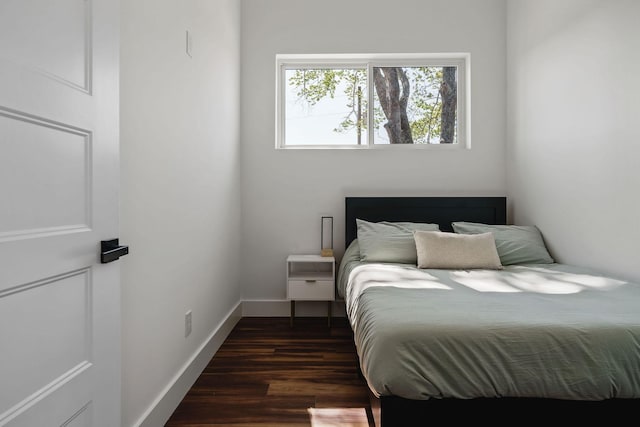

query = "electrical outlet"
[{"left": 185, "top": 310, "right": 192, "bottom": 337}]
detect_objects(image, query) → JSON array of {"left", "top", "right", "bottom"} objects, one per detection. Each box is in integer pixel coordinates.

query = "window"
[{"left": 276, "top": 53, "right": 469, "bottom": 149}]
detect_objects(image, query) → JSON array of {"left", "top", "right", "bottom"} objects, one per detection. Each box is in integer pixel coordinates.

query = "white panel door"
[{"left": 0, "top": 0, "right": 121, "bottom": 426}]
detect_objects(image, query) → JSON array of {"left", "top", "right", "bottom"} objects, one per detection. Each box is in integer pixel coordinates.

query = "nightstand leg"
[
  {"left": 328, "top": 301, "right": 332, "bottom": 328},
  {"left": 290, "top": 300, "right": 295, "bottom": 327}
]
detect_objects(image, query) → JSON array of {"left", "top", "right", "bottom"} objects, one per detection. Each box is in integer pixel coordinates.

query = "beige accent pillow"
[{"left": 413, "top": 230, "right": 503, "bottom": 270}]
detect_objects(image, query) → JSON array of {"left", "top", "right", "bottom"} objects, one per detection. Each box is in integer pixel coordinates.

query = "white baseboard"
[
  {"left": 135, "top": 302, "right": 242, "bottom": 427},
  {"left": 242, "top": 299, "right": 346, "bottom": 317}
]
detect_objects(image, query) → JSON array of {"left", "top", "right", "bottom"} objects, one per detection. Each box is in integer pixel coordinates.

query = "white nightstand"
[{"left": 286, "top": 255, "right": 335, "bottom": 327}]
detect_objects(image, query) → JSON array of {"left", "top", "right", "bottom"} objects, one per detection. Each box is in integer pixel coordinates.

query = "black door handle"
[{"left": 101, "top": 239, "right": 129, "bottom": 263}]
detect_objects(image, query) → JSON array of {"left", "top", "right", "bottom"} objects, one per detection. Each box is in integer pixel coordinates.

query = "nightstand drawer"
[{"left": 287, "top": 279, "right": 335, "bottom": 300}]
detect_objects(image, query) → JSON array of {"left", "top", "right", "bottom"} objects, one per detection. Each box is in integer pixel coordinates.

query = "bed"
[{"left": 338, "top": 197, "right": 640, "bottom": 426}]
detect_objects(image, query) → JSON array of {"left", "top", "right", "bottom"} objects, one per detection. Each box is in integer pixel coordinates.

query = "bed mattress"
[{"left": 337, "top": 241, "right": 640, "bottom": 401}]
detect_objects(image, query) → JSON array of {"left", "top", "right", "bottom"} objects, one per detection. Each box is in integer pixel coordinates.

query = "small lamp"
[{"left": 321, "top": 216, "right": 334, "bottom": 257}]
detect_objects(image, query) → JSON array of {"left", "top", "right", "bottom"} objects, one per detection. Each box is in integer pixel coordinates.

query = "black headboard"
[{"left": 345, "top": 197, "right": 507, "bottom": 247}]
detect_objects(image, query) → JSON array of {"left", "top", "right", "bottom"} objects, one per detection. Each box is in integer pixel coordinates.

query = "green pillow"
[
  {"left": 452, "top": 222, "right": 554, "bottom": 265},
  {"left": 356, "top": 219, "right": 440, "bottom": 263}
]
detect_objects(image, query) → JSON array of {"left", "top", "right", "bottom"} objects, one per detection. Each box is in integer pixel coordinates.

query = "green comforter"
[{"left": 337, "top": 240, "right": 640, "bottom": 400}]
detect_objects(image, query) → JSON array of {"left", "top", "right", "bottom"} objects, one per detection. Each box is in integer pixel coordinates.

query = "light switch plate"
[
  {"left": 186, "top": 30, "right": 193, "bottom": 57},
  {"left": 185, "top": 310, "right": 192, "bottom": 337}
]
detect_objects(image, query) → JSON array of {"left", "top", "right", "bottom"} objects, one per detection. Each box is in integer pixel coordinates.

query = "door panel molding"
[
  {"left": 0, "top": 268, "right": 92, "bottom": 420},
  {"left": 0, "top": 0, "right": 93, "bottom": 93},
  {"left": 0, "top": 106, "right": 92, "bottom": 242},
  {"left": 0, "top": 363, "right": 93, "bottom": 426}
]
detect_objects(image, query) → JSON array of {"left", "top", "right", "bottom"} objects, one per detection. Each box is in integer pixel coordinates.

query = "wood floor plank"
[
  {"left": 165, "top": 317, "right": 373, "bottom": 426},
  {"left": 267, "top": 380, "right": 368, "bottom": 397}
]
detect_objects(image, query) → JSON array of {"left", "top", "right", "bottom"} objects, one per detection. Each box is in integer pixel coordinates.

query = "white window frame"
[{"left": 275, "top": 53, "right": 470, "bottom": 150}]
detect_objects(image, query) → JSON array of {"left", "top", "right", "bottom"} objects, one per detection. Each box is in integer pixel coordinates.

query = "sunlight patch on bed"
[
  {"left": 450, "top": 267, "right": 628, "bottom": 294},
  {"left": 350, "top": 263, "right": 451, "bottom": 290},
  {"left": 509, "top": 266, "right": 627, "bottom": 291},
  {"left": 451, "top": 270, "right": 522, "bottom": 292},
  {"left": 308, "top": 407, "right": 370, "bottom": 427},
  {"left": 504, "top": 274, "right": 585, "bottom": 294}
]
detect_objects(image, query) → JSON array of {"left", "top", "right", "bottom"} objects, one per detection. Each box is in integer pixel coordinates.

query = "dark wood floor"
[{"left": 166, "top": 317, "right": 374, "bottom": 426}]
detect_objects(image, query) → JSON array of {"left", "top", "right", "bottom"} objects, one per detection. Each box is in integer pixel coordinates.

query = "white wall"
[
  {"left": 240, "top": 0, "right": 508, "bottom": 305},
  {"left": 120, "top": 0, "right": 241, "bottom": 425},
  {"left": 506, "top": 0, "right": 640, "bottom": 282}
]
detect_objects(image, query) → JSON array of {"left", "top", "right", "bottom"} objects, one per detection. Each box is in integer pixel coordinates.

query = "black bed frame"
[
  {"left": 345, "top": 196, "right": 507, "bottom": 247},
  {"left": 344, "top": 196, "right": 636, "bottom": 426}
]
